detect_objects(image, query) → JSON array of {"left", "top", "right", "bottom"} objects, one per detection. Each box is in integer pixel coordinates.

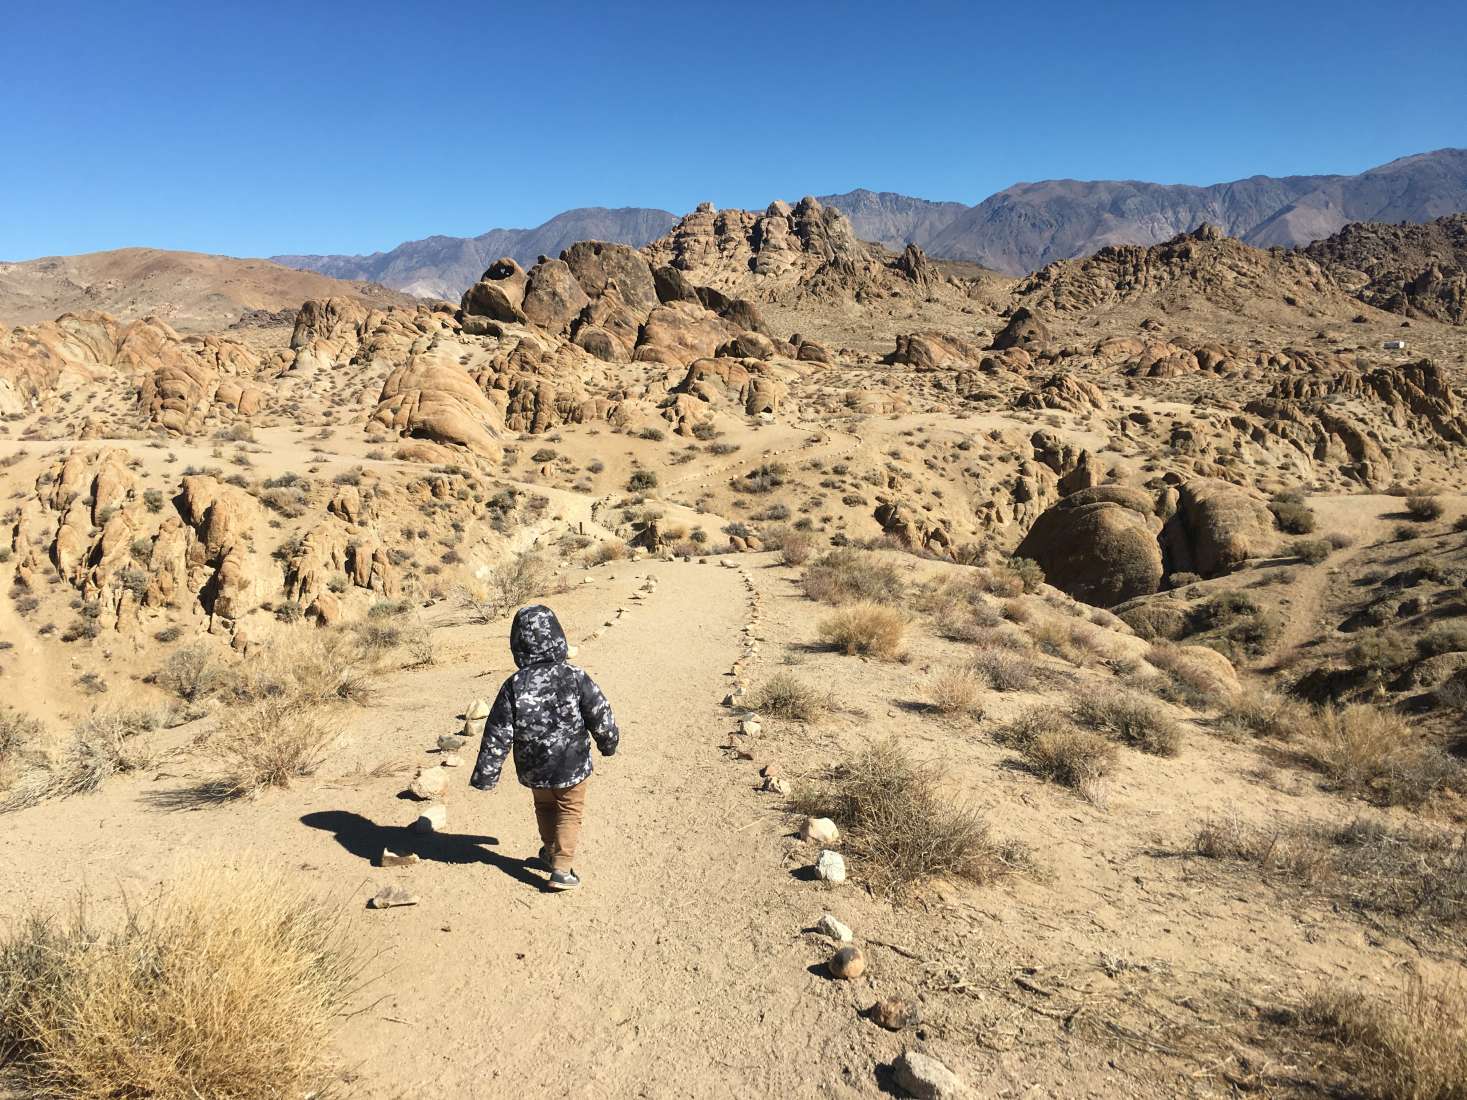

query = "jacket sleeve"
[
  {"left": 577, "top": 670, "right": 619, "bottom": 757},
  {"left": 470, "top": 680, "right": 515, "bottom": 790}
]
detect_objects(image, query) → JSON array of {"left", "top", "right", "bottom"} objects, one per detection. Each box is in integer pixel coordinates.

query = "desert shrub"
[
  {"left": 1168, "top": 571, "right": 1203, "bottom": 588},
  {"left": 156, "top": 644, "right": 220, "bottom": 703},
  {"left": 529, "top": 448, "right": 557, "bottom": 463},
  {"left": 45, "top": 711, "right": 167, "bottom": 798},
  {"left": 588, "top": 541, "right": 631, "bottom": 566},
  {"left": 732, "top": 462, "right": 786, "bottom": 494},
  {"left": 1294, "top": 538, "right": 1332, "bottom": 565},
  {"left": 1072, "top": 692, "right": 1182, "bottom": 756},
  {"left": 213, "top": 700, "right": 338, "bottom": 795},
  {"left": 791, "top": 740, "right": 1023, "bottom": 892},
  {"left": 1270, "top": 492, "right": 1317, "bottom": 534},
  {"left": 1120, "top": 603, "right": 1188, "bottom": 641},
  {"left": 998, "top": 705, "right": 1117, "bottom": 791},
  {"left": 638, "top": 427, "right": 666, "bottom": 442},
  {"left": 802, "top": 549, "right": 905, "bottom": 606},
  {"left": 1296, "top": 705, "right": 1458, "bottom": 808},
  {"left": 1404, "top": 494, "right": 1444, "bottom": 521},
  {"left": 1289, "top": 978, "right": 1467, "bottom": 1100},
  {"left": 1005, "top": 556, "right": 1045, "bottom": 594},
  {"left": 968, "top": 645, "right": 1038, "bottom": 691},
  {"left": 1348, "top": 629, "right": 1415, "bottom": 676},
  {"left": 927, "top": 668, "right": 984, "bottom": 718},
  {"left": 142, "top": 488, "right": 165, "bottom": 513},
  {"left": 748, "top": 673, "right": 830, "bottom": 722},
  {"left": 1217, "top": 686, "right": 1310, "bottom": 740},
  {"left": 626, "top": 469, "right": 658, "bottom": 492},
  {"left": 0, "top": 708, "right": 44, "bottom": 792},
  {"left": 778, "top": 531, "right": 814, "bottom": 566},
  {"left": 0, "top": 869, "right": 358, "bottom": 1099},
  {"left": 1144, "top": 643, "right": 1235, "bottom": 706},
  {"left": 818, "top": 603, "right": 907, "bottom": 660},
  {"left": 1417, "top": 622, "right": 1467, "bottom": 659},
  {"left": 459, "top": 551, "right": 553, "bottom": 623}
]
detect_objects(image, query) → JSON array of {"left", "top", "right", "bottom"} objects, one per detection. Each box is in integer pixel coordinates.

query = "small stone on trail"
[
  {"left": 414, "top": 803, "right": 448, "bottom": 833},
  {"left": 566, "top": 645, "right": 578, "bottom": 658},
  {"left": 369, "top": 885, "right": 419, "bottom": 909},
  {"left": 760, "top": 775, "right": 790, "bottom": 795},
  {"left": 800, "top": 816, "right": 839, "bottom": 844},
  {"left": 410, "top": 766, "right": 448, "bottom": 799},
  {"left": 741, "top": 719, "right": 762, "bottom": 736},
  {"left": 465, "top": 698, "right": 491, "bottom": 721},
  {"left": 760, "top": 763, "right": 781, "bottom": 779},
  {"left": 892, "top": 1049, "right": 963, "bottom": 1099},
  {"left": 817, "top": 913, "right": 853, "bottom": 942},
  {"left": 871, "top": 998, "right": 920, "bottom": 1031},
  {"left": 379, "top": 849, "right": 420, "bottom": 868},
  {"left": 735, "top": 746, "right": 755, "bottom": 761},
  {"left": 441, "top": 752, "right": 463, "bottom": 767},
  {"left": 438, "top": 734, "right": 467, "bottom": 752},
  {"left": 815, "top": 850, "right": 847, "bottom": 883},
  {"left": 828, "top": 945, "right": 867, "bottom": 980}
]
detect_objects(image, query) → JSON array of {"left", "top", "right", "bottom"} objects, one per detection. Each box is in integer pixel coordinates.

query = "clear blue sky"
[{"left": 3, "top": 0, "right": 1463, "bottom": 260}]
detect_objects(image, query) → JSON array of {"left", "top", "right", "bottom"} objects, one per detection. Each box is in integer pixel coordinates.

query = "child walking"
[{"left": 470, "top": 604, "right": 619, "bottom": 891}]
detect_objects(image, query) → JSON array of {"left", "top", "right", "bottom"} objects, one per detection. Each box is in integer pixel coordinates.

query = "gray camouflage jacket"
[{"left": 471, "top": 604, "right": 619, "bottom": 790}]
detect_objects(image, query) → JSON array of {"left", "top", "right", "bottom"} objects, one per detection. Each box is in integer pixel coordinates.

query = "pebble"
[
  {"left": 414, "top": 803, "right": 448, "bottom": 833},
  {"left": 368, "top": 885, "right": 419, "bottom": 909},
  {"left": 828, "top": 945, "right": 866, "bottom": 980},
  {"left": 800, "top": 816, "right": 839, "bottom": 844},
  {"left": 815, "top": 850, "right": 847, "bottom": 883},
  {"left": 817, "top": 913, "right": 853, "bottom": 943},
  {"left": 892, "top": 1050, "right": 963, "bottom": 1099},
  {"left": 438, "top": 734, "right": 467, "bottom": 752},
  {"left": 441, "top": 753, "right": 463, "bottom": 768},
  {"left": 410, "top": 766, "right": 447, "bottom": 799},
  {"left": 871, "top": 998, "right": 920, "bottom": 1031},
  {"left": 740, "top": 719, "right": 762, "bottom": 736},
  {"left": 379, "top": 849, "right": 420, "bottom": 868},
  {"left": 760, "top": 775, "right": 790, "bottom": 795},
  {"left": 759, "top": 762, "right": 781, "bottom": 779}
]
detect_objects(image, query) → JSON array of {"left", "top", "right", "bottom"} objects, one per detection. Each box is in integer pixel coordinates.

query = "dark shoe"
[
  {"left": 531, "top": 846, "right": 551, "bottom": 871},
  {"left": 547, "top": 869, "right": 581, "bottom": 891}
]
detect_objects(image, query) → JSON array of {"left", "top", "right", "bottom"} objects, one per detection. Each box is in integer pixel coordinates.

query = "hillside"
[
  {"left": 818, "top": 189, "right": 968, "bottom": 251},
  {"left": 0, "top": 248, "right": 412, "bottom": 332},
  {"left": 1304, "top": 212, "right": 1467, "bottom": 324},
  {"left": 273, "top": 207, "right": 678, "bottom": 299}
]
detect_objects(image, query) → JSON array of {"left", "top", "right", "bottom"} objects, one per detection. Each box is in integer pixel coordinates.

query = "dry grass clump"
[
  {"left": 0, "top": 869, "right": 358, "bottom": 1099},
  {"left": 51, "top": 711, "right": 169, "bottom": 798},
  {"left": 792, "top": 740, "right": 1024, "bottom": 893},
  {"left": 1297, "top": 705, "right": 1459, "bottom": 808},
  {"left": 459, "top": 549, "right": 555, "bottom": 622},
  {"left": 802, "top": 549, "right": 905, "bottom": 606},
  {"left": 927, "top": 667, "right": 984, "bottom": 718},
  {"left": 213, "top": 699, "right": 339, "bottom": 796},
  {"left": 778, "top": 531, "right": 814, "bottom": 566},
  {"left": 997, "top": 706, "right": 1117, "bottom": 793},
  {"left": 221, "top": 629, "right": 379, "bottom": 709},
  {"left": 968, "top": 645, "right": 1040, "bottom": 691},
  {"left": 588, "top": 540, "right": 631, "bottom": 566},
  {"left": 1217, "top": 685, "right": 1310, "bottom": 740},
  {"left": 747, "top": 673, "right": 831, "bottom": 722},
  {"left": 1145, "top": 643, "right": 1236, "bottom": 707},
  {"left": 1072, "top": 692, "right": 1183, "bottom": 756},
  {"left": 1287, "top": 978, "right": 1467, "bottom": 1100},
  {"left": 155, "top": 643, "right": 221, "bottom": 703},
  {"left": 1194, "top": 815, "right": 1467, "bottom": 933},
  {"left": 818, "top": 603, "right": 908, "bottom": 660},
  {"left": 0, "top": 708, "right": 44, "bottom": 792}
]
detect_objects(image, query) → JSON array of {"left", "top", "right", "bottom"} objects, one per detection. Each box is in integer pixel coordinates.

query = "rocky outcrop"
[
  {"left": 1013, "top": 373, "right": 1107, "bottom": 413},
  {"left": 1016, "top": 487, "right": 1164, "bottom": 607},
  {"left": 1161, "top": 478, "right": 1276, "bottom": 577},
  {"left": 370, "top": 346, "right": 505, "bottom": 460}
]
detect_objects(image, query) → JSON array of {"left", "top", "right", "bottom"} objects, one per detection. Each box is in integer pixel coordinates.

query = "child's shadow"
[{"left": 299, "top": 810, "right": 548, "bottom": 892}]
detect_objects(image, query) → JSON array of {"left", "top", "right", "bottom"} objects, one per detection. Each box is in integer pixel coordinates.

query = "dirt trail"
[{"left": 0, "top": 558, "right": 874, "bottom": 1099}]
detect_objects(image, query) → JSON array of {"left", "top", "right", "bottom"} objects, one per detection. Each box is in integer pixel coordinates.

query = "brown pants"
[{"left": 531, "top": 779, "right": 588, "bottom": 872}]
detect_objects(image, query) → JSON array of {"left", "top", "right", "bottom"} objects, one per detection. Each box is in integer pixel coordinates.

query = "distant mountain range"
[
  {"left": 272, "top": 208, "right": 680, "bottom": 299},
  {"left": 270, "top": 149, "right": 1467, "bottom": 293}
]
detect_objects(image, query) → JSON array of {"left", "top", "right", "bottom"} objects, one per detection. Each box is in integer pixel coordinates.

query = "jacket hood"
[{"left": 509, "top": 604, "right": 569, "bottom": 668}]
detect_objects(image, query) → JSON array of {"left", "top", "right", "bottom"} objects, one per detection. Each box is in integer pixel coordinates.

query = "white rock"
[
  {"left": 441, "top": 753, "right": 464, "bottom": 768},
  {"left": 380, "top": 849, "right": 420, "bottom": 868},
  {"left": 760, "top": 775, "right": 790, "bottom": 795},
  {"left": 815, "top": 850, "right": 847, "bottom": 884},
  {"left": 410, "top": 766, "right": 447, "bottom": 799},
  {"left": 741, "top": 719, "right": 762, "bottom": 736},
  {"left": 800, "top": 816, "right": 840, "bottom": 844},
  {"left": 892, "top": 1050, "right": 963, "bottom": 1099},
  {"left": 368, "top": 885, "right": 419, "bottom": 909},
  {"left": 414, "top": 803, "right": 447, "bottom": 833},
  {"left": 566, "top": 645, "right": 578, "bottom": 658},
  {"left": 817, "top": 913, "right": 853, "bottom": 942}
]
